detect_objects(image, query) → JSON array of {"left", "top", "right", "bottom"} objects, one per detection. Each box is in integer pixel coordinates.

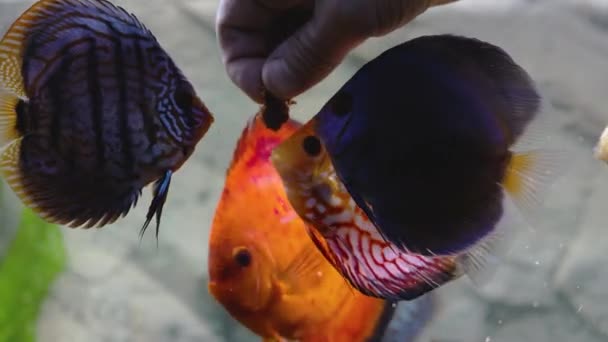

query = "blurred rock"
[
  {"left": 419, "top": 282, "right": 488, "bottom": 342},
  {"left": 488, "top": 309, "right": 607, "bottom": 342},
  {"left": 555, "top": 172, "right": 608, "bottom": 337},
  {"left": 38, "top": 267, "right": 221, "bottom": 342}
]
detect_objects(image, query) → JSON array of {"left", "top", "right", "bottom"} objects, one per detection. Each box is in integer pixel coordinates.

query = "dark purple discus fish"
[
  {"left": 0, "top": 0, "right": 214, "bottom": 236},
  {"left": 309, "top": 34, "right": 562, "bottom": 256}
]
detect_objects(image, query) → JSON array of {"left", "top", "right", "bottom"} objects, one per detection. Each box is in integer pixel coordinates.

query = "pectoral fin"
[{"left": 140, "top": 170, "right": 172, "bottom": 240}]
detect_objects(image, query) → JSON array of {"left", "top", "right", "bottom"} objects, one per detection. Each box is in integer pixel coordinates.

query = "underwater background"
[{"left": 0, "top": 0, "right": 607, "bottom": 341}]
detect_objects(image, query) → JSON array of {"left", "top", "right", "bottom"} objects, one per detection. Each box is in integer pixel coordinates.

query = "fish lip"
[
  {"left": 207, "top": 280, "right": 237, "bottom": 310},
  {"left": 208, "top": 279, "right": 270, "bottom": 314},
  {"left": 207, "top": 281, "right": 218, "bottom": 297},
  {"left": 208, "top": 279, "right": 229, "bottom": 300}
]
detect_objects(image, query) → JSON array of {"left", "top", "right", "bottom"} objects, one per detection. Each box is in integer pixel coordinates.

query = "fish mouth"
[
  {"left": 207, "top": 280, "right": 216, "bottom": 291},
  {"left": 208, "top": 278, "right": 270, "bottom": 314},
  {"left": 207, "top": 280, "right": 237, "bottom": 307},
  {"left": 207, "top": 280, "right": 239, "bottom": 311},
  {"left": 207, "top": 281, "right": 221, "bottom": 299}
]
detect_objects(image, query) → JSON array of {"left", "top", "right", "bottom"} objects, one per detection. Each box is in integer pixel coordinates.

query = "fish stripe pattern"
[
  {"left": 301, "top": 170, "right": 458, "bottom": 300},
  {"left": 134, "top": 39, "right": 158, "bottom": 147},
  {"left": 0, "top": 0, "right": 214, "bottom": 231},
  {"left": 13, "top": 0, "right": 173, "bottom": 171}
]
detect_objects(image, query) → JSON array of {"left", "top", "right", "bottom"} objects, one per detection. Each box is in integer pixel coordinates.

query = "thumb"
[{"left": 261, "top": 13, "right": 367, "bottom": 100}]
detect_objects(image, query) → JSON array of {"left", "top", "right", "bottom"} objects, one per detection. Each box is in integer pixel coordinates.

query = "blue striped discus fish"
[{"left": 0, "top": 0, "right": 214, "bottom": 236}]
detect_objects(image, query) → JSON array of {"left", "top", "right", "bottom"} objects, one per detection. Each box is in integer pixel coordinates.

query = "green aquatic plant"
[{"left": 0, "top": 208, "right": 67, "bottom": 342}]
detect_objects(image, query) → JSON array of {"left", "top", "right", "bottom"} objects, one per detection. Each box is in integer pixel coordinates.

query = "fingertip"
[
  {"left": 262, "top": 58, "right": 311, "bottom": 101},
  {"left": 261, "top": 16, "right": 366, "bottom": 101},
  {"left": 261, "top": 40, "right": 340, "bottom": 101},
  {"left": 226, "top": 58, "right": 266, "bottom": 104}
]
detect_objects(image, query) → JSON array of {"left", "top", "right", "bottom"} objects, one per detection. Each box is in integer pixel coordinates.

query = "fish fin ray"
[
  {"left": 455, "top": 196, "right": 524, "bottom": 286},
  {"left": 78, "top": 0, "right": 151, "bottom": 32},
  {"left": 0, "top": 134, "right": 140, "bottom": 228},
  {"left": 0, "top": 0, "right": 154, "bottom": 96},
  {"left": 0, "top": 36, "right": 26, "bottom": 97},
  {"left": 140, "top": 170, "right": 172, "bottom": 240},
  {"left": 0, "top": 89, "right": 21, "bottom": 146},
  {"left": 509, "top": 95, "right": 565, "bottom": 150},
  {"left": 0, "top": 0, "right": 151, "bottom": 98},
  {"left": 0, "top": 137, "right": 32, "bottom": 206},
  {"left": 282, "top": 239, "right": 325, "bottom": 285},
  {"left": 455, "top": 236, "right": 503, "bottom": 287},
  {"left": 303, "top": 224, "right": 339, "bottom": 268},
  {"left": 459, "top": 147, "right": 569, "bottom": 285},
  {"left": 38, "top": 0, "right": 152, "bottom": 35},
  {"left": 383, "top": 255, "right": 459, "bottom": 301},
  {"left": 303, "top": 225, "right": 357, "bottom": 293},
  {"left": 502, "top": 148, "right": 568, "bottom": 227}
]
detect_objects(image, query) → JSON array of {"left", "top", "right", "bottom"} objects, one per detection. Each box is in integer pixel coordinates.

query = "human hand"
[{"left": 216, "top": 0, "right": 457, "bottom": 103}]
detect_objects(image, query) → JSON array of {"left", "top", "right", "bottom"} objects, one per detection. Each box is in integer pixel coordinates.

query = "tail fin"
[
  {"left": 453, "top": 147, "right": 568, "bottom": 287},
  {"left": 502, "top": 149, "right": 567, "bottom": 226},
  {"left": 0, "top": 89, "right": 21, "bottom": 147}
]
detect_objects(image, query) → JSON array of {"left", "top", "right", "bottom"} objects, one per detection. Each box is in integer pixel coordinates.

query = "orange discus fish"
[{"left": 208, "top": 112, "right": 434, "bottom": 342}]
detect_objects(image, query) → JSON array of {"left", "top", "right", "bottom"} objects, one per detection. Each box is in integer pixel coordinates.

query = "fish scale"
[
  {"left": 0, "top": 0, "right": 213, "bottom": 233},
  {"left": 22, "top": 1, "right": 183, "bottom": 171},
  {"left": 296, "top": 156, "right": 459, "bottom": 300}
]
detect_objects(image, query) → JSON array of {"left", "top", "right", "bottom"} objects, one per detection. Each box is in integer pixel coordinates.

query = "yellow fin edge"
[
  {"left": 502, "top": 149, "right": 566, "bottom": 220},
  {"left": 0, "top": 89, "right": 21, "bottom": 146},
  {"left": 0, "top": 138, "right": 51, "bottom": 224},
  {"left": 455, "top": 149, "right": 568, "bottom": 286}
]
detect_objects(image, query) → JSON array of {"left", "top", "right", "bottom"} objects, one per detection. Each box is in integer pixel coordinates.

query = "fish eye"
[
  {"left": 302, "top": 135, "right": 322, "bottom": 157},
  {"left": 329, "top": 91, "right": 352, "bottom": 117},
  {"left": 233, "top": 247, "right": 252, "bottom": 268},
  {"left": 174, "top": 82, "right": 195, "bottom": 110}
]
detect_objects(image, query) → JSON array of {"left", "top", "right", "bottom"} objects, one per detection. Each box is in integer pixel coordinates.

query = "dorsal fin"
[
  {"left": 398, "top": 34, "right": 541, "bottom": 143},
  {"left": 0, "top": 0, "right": 153, "bottom": 53},
  {"left": 281, "top": 240, "right": 327, "bottom": 291},
  {"left": 0, "top": 0, "right": 154, "bottom": 97},
  {"left": 20, "top": 0, "right": 151, "bottom": 35},
  {"left": 228, "top": 111, "right": 301, "bottom": 172}
]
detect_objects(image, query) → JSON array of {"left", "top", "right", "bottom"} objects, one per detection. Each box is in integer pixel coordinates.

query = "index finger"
[{"left": 216, "top": 0, "right": 308, "bottom": 102}]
